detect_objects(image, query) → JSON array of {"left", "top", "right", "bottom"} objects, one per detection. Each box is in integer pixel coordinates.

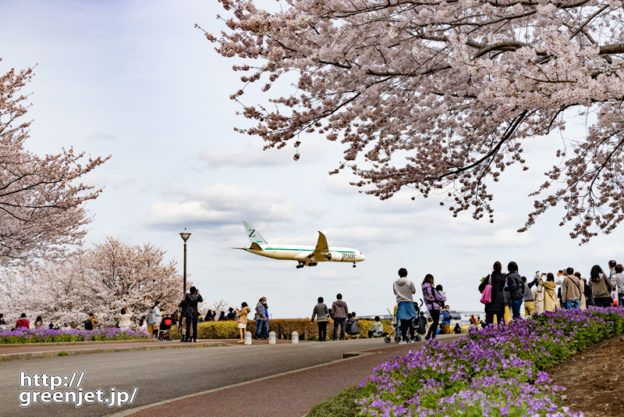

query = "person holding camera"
[{"left": 538, "top": 273, "right": 559, "bottom": 312}]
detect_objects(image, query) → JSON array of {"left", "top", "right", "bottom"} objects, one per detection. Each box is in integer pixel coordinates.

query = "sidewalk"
[
  {"left": 0, "top": 338, "right": 291, "bottom": 361},
  {"left": 120, "top": 335, "right": 462, "bottom": 417}
]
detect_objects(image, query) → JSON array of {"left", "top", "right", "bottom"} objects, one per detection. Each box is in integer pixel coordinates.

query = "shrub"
[{"left": 169, "top": 319, "right": 394, "bottom": 340}]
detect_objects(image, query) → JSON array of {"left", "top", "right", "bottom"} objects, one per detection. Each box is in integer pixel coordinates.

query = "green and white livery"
[{"left": 239, "top": 221, "right": 365, "bottom": 268}]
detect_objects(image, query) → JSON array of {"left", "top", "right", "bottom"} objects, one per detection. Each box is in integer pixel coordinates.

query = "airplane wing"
[{"left": 310, "top": 231, "right": 331, "bottom": 261}]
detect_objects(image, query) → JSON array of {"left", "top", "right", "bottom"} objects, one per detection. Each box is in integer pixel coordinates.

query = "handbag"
[{"left": 480, "top": 274, "right": 493, "bottom": 304}]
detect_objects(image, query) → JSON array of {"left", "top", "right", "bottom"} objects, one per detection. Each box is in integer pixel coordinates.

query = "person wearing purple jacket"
[{"left": 422, "top": 274, "right": 446, "bottom": 340}]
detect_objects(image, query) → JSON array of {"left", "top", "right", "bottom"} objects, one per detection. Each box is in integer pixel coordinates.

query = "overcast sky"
[{"left": 1, "top": 1, "right": 622, "bottom": 317}]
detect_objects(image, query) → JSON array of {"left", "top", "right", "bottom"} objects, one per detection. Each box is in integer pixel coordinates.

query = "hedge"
[{"left": 168, "top": 319, "right": 393, "bottom": 340}]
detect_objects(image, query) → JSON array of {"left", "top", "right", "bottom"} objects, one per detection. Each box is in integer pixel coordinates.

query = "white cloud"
[{"left": 147, "top": 184, "right": 295, "bottom": 227}]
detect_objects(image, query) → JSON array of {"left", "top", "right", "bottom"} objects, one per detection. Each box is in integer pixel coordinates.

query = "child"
[
  {"left": 368, "top": 316, "right": 384, "bottom": 338},
  {"left": 435, "top": 284, "right": 446, "bottom": 299}
]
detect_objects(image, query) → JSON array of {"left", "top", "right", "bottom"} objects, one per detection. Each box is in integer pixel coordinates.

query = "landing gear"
[
  {"left": 353, "top": 262, "right": 356, "bottom": 268},
  {"left": 296, "top": 262, "right": 304, "bottom": 269}
]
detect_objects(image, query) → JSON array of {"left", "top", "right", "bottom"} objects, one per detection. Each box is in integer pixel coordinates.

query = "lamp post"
[{"left": 180, "top": 229, "right": 191, "bottom": 297}]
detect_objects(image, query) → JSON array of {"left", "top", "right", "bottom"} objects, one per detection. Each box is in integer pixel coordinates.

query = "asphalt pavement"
[{"left": 0, "top": 337, "right": 460, "bottom": 417}]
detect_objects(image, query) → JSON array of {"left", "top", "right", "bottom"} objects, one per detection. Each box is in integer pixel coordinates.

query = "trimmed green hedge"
[{"left": 169, "top": 319, "right": 393, "bottom": 340}]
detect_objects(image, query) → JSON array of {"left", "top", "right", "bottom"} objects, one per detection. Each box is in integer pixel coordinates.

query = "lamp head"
[{"left": 179, "top": 229, "right": 191, "bottom": 242}]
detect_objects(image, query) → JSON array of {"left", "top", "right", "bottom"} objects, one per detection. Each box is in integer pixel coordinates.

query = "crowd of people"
[
  {"left": 477, "top": 260, "right": 624, "bottom": 325},
  {"left": 2, "top": 260, "right": 622, "bottom": 344}
]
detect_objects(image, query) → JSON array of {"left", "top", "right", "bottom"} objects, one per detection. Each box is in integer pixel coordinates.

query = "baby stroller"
[
  {"left": 385, "top": 300, "right": 425, "bottom": 343},
  {"left": 158, "top": 315, "right": 174, "bottom": 341}
]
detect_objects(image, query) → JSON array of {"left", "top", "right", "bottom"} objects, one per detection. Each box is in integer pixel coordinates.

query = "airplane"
[{"left": 237, "top": 221, "right": 365, "bottom": 269}]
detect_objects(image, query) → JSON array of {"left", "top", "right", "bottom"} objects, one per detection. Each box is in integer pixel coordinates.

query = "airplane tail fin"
[{"left": 243, "top": 221, "right": 268, "bottom": 248}]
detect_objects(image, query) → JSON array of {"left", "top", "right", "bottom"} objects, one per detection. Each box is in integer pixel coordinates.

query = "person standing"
[
  {"left": 506, "top": 262, "right": 524, "bottom": 320},
  {"left": 608, "top": 260, "right": 618, "bottom": 304},
  {"left": 590, "top": 265, "right": 613, "bottom": 307},
  {"left": 262, "top": 300, "right": 270, "bottom": 339},
  {"left": 393, "top": 268, "right": 417, "bottom": 343},
  {"left": 235, "top": 302, "right": 251, "bottom": 344},
  {"left": 533, "top": 273, "right": 545, "bottom": 315},
  {"left": 254, "top": 297, "right": 268, "bottom": 340},
  {"left": 147, "top": 301, "right": 161, "bottom": 336},
  {"left": 615, "top": 264, "right": 624, "bottom": 307},
  {"left": 562, "top": 267, "right": 582, "bottom": 309},
  {"left": 522, "top": 277, "right": 536, "bottom": 317},
  {"left": 539, "top": 273, "right": 559, "bottom": 312},
  {"left": 311, "top": 297, "right": 329, "bottom": 341},
  {"left": 422, "top": 274, "right": 446, "bottom": 340},
  {"left": 479, "top": 261, "right": 506, "bottom": 325},
  {"left": 330, "top": 293, "right": 349, "bottom": 340},
  {"left": 182, "top": 287, "right": 204, "bottom": 342},
  {"left": 183, "top": 288, "right": 203, "bottom": 342},
  {"left": 118, "top": 307, "right": 133, "bottom": 330}
]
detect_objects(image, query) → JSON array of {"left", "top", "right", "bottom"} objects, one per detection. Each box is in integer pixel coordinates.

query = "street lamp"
[{"left": 180, "top": 228, "right": 191, "bottom": 297}]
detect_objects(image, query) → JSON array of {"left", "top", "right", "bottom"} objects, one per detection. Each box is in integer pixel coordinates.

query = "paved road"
[{"left": 0, "top": 338, "right": 412, "bottom": 417}]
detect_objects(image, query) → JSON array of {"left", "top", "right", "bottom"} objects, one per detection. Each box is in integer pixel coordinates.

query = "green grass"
[
  {"left": 58, "top": 351, "right": 68, "bottom": 356},
  {"left": 306, "top": 386, "right": 359, "bottom": 417}
]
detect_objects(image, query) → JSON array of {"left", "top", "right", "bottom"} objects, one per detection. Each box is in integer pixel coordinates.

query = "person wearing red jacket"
[{"left": 16, "top": 313, "right": 29, "bottom": 329}]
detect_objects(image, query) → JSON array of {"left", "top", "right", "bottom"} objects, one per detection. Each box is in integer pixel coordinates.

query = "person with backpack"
[
  {"left": 422, "top": 273, "right": 446, "bottom": 340},
  {"left": 394, "top": 268, "right": 417, "bottom": 343},
  {"left": 84, "top": 313, "right": 98, "bottom": 330},
  {"left": 590, "top": 265, "right": 612, "bottom": 307},
  {"left": 183, "top": 287, "right": 203, "bottom": 342},
  {"left": 479, "top": 261, "right": 506, "bottom": 325},
  {"left": 345, "top": 312, "right": 360, "bottom": 337},
  {"left": 311, "top": 296, "right": 329, "bottom": 341},
  {"left": 506, "top": 261, "right": 524, "bottom": 320}
]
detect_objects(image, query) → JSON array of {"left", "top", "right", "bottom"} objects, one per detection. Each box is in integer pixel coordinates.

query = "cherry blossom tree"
[
  {"left": 0, "top": 237, "right": 183, "bottom": 327},
  {"left": 207, "top": 0, "right": 624, "bottom": 242},
  {"left": 0, "top": 59, "right": 108, "bottom": 266}
]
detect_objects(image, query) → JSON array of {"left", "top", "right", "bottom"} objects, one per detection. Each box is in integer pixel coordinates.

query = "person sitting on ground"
[
  {"left": 345, "top": 312, "right": 360, "bottom": 338},
  {"left": 61, "top": 323, "right": 71, "bottom": 330},
  {"left": 0, "top": 313, "right": 6, "bottom": 331},
  {"left": 440, "top": 305, "right": 453, "bottom": 334},
  {"left": 453, "top": 323, "right": 462, "bottom": 334},
  {"left": 368, "top": 316, "right": 384, "bottom": 338},
  {"left": 34, "top": 316, "right": 44, "bottom": 329},
  {"left": 16, "top": 313, "right": 29, "bottom": 329}
]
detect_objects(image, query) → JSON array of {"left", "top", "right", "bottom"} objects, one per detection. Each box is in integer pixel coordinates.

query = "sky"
[{"left": 1, "top": 0, "right": 622, "bottom": 318}]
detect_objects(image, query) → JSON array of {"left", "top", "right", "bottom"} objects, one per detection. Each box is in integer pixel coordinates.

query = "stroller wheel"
[
  {"left": 394, "top": 335, "right": 401, "bottom": 343},
  {"left": 384, "top": 336, "right": 391, "bottom": 344}
]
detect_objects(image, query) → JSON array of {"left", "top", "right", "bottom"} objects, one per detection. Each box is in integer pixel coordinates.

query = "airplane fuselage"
[{"left": 244, "top": 245, "right": 365, "bottom": 264}]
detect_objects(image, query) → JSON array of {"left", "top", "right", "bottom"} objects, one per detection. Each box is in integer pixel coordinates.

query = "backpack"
[{"left": 84, "top": 319, "right": 93, "bottom": 330}]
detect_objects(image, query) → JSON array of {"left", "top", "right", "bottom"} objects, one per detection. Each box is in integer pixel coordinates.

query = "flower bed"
[
  {"left": 356, "top": 308, "right": 624, "bottom": 417},
  {"left": 0, "top": 327, "right": 151, "bottom": 344}
]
